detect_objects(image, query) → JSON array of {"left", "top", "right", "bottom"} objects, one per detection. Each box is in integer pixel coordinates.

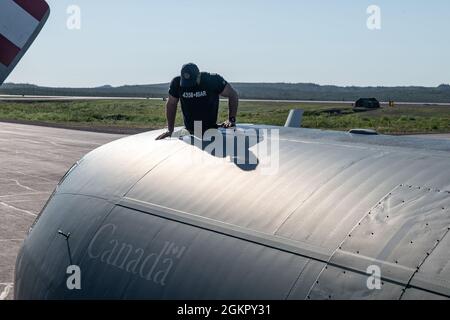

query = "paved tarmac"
[
  {"left": 0, "top": 122, "right": 124, "bottom": 300},
  {"left": 409, "top": 134, "right": 450, "bottom": 140}
]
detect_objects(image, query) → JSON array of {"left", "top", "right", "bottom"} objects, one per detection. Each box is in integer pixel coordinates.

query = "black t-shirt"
[{"left": 169, "top": 72, "right": 228, "bottom": 133}]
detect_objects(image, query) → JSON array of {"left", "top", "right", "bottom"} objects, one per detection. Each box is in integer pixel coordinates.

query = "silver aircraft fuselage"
[{"left": 14, "top": 126, "right": 450, "bottom": 299}]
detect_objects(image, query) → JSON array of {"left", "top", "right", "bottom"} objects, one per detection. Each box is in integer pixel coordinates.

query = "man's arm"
[
  {"left": 219, "top": 83, "right": 239, "bottom": 128},
  {"left": 156, "top": 94, "right": 179, "bottom": 140}
]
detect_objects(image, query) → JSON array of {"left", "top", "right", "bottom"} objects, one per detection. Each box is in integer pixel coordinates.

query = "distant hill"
[{"left": 1, "top": 82, "right": 450, "bottom": 103}]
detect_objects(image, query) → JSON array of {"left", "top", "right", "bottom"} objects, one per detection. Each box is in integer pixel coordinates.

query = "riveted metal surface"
[
  {"left": 329, "top": 250, "right": 415, "bottom": 285},
  {"left": 276, "top": 154, "right": 450, "bottom": 249},
  {"left": 408, "top": 231, "right": 450, "bottom": 297},
  {"left": 411, "top": 223, "right": 450, "bottom": 283},
  {"left": 401, "top": 288, "right": 448, "bottom": 300},
  {"left": 306, "top": 184, "right": 450, "bottom": 299},
  {"left": 307, "top": 265, "right": 405, "bottom": 300},
  {"left": 287, "top": 261, "right": 327, "bottom": 300},
  {"left": 408, "top": 271, "right": 450, "bottom": 297},
  {"left": 335, "top": 185, "right": 450, "bottom": 271}
]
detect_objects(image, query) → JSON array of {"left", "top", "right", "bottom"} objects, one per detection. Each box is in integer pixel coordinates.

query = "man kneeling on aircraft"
[{"left": 156, "top": 63, "right": 239, "bottom": 140}]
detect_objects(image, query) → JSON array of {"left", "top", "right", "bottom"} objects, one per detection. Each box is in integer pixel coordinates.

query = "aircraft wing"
[{"left": 0, "top": 0, "right": 50, "bottom": 85}]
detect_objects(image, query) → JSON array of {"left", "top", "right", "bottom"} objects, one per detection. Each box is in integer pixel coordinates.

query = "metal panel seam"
[
  {"left": 117, "top": 197, "right": 430, "bottom": 291},
  {"left": 118, "top": 197, "right": 333, "bottom": 262},
  {"left": 304, "top": 185, "right": 402, "bottom": 299},
  {"left": 121, "top": 144, "right": 190, "bottom": 198},
  {"left": 400, "top": 227, "right": 450, "bottom": 299}
]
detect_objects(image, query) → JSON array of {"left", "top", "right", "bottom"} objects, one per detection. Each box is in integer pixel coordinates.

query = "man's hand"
[
  {"left": 219, "top": 118, "right": 236, "bottom": 129},
  {"left": 220, "top": 84, "right": 239, "bottom": 128},
  {"left": 155, "top": 131, "right": 173, "bottom": 140}
]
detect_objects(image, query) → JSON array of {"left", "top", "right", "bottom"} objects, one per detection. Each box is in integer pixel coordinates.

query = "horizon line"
[{"left": 2, "top": 82, "right": 450, "bottom": 90}]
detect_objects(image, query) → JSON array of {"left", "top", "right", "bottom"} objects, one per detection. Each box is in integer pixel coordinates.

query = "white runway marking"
[
  {"left": 0, "top": 192, "right": 48, "bottom": 199},
  {"left": 0, "top": 283, "right": 13, "bottom": 300},
  {"left": 15, "top": 171, "right": 56, "bottom": 183},
  {"left": 0, "top": 202, "right": 37, "bottom": 217},
  {"left": 11, "top": 179, "right": 38, "bottom": 192}
]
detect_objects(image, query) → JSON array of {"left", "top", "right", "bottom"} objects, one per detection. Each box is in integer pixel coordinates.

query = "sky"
[{"left": 7, "top": 0, "right": 450, "bottom": 87}]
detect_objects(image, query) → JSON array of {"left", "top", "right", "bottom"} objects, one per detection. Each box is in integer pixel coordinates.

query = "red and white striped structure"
[{"left": 0, "top": 0, "right": 50, "bottom": 84}]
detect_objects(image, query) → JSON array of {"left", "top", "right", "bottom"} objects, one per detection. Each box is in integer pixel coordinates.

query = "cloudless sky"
[{"left": 7, "top": 0, "right": 450, "bottom": 87}]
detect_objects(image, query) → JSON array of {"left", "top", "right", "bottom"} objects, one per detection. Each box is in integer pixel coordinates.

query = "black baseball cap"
[{"left": 180, "top": 63, "right": 200, "bottom": 88}]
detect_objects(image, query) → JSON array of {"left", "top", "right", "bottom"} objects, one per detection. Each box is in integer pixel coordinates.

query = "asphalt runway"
[{"left": 0, "top": 122, "right": 124, "bottom": 300}]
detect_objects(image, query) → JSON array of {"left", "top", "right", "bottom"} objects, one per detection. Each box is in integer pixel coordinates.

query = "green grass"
[{"left": 0, "top": 99, "right": 449, "bottom": 134}]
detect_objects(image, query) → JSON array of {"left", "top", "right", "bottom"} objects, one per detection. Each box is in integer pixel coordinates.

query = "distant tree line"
[{"left": 1, "top": 82, "right": 450, "bottom": 103}]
